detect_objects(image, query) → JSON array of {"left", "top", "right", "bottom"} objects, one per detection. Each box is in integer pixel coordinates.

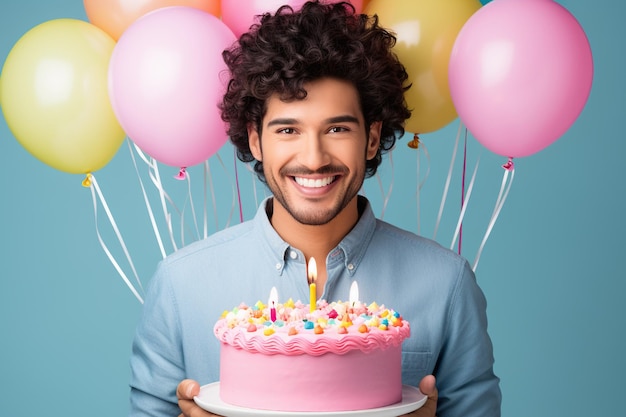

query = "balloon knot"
[
  {"left": 407, "top": 133, "right": 421, "bottom": 149},
  {"left": 82, "top": 173, "right": 92, "bottom": 188},
  {"left": 502, "top": 158, "right": 514, "bottom": 171},
  {"left": 174, "top": 167, "right": 187, "bottom": 180}
]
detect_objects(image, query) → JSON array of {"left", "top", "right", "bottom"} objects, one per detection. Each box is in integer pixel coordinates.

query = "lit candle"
[
  {"left": 308, "top": 257, "right": 317, "bottom": 313},
  {"left": 268, "top": 286, "right": 278, "bottom": 322},
  {"left": 349, "top": 281, "right": 359, "bottom": 306},
  {"left": 341, "top": 302, "right": 351, "bottom": 326}
]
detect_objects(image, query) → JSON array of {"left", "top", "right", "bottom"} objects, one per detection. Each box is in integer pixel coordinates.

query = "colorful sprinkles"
[{"left": 220, "top": 298, "right": 405, "bottom": 336}]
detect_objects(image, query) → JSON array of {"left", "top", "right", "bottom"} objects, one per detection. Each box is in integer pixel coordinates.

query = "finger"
[
  {"left": 402, "top": 375, "right": 436, "bottom": 416},
  {"left": 419, "top": 374, "right": 438, "bottom": 400},
  {"left": 179, "top": 398, "right": 222, "bottom": 417},
  {"left": 176, "top": 379, "right": 200, "bottom": 400},
  {"left": 178, "top": 398, "right": 205, "bottom": 417}
]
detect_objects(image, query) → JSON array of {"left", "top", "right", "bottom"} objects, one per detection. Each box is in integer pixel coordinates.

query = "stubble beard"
[{"left": 265, "top": 166, "right": 365, "bottom": 226}]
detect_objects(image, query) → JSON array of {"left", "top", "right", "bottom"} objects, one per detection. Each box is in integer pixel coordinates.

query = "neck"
[{"left": 269, "top": 197, "right": 360, "bottom": 293}]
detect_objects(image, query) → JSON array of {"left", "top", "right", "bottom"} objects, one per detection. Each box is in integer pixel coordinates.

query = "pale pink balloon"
[
  {"left": 221, "top": 0, "right": 364, "bottom": 38},
  {"left": 448, "top": 0, "right": 593, "bottom": 158},
  {"left": 108, "top": 7, "right": 236, "bottom": 168}
]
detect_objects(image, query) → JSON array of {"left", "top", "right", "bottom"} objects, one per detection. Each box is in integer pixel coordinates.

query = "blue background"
[{"left": 1, "top": 1, "right": 624, "bottom": 416}]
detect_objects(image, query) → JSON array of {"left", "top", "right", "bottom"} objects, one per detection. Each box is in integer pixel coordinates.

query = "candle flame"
[
  {"left": 307, "top": 257, "right": 317, "bottom": 284},
  {"left": 349, "top": 281, "right": 359, "bottom": 304},
  {"left": 268, "top": 286, "right": 278, "bottom": 306}
]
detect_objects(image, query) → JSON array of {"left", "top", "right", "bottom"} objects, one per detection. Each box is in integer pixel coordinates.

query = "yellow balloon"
[
  {"left": 366, "top": 0, "right": 481, "bottom": 134},
  {"left": 0, "top": 19, "right": 125, "bottom": 174}
]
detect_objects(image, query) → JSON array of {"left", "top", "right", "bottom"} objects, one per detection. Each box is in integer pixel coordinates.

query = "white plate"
[{"left": 194, "top": 382, "right": 427, "bottom": 417}]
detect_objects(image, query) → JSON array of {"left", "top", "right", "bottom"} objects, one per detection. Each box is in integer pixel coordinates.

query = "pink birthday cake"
[{"left": 213, "top": 297, "right": 411, "bottom": 412}]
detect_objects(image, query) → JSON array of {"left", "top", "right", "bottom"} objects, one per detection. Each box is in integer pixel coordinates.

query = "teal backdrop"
[{"left": 1, "top": 1, "right": 624, "bottom": 416}]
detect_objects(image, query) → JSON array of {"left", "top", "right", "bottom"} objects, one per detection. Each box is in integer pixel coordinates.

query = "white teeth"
[{"left": 295, "top": 176, "right": 335, "bottom": 188}]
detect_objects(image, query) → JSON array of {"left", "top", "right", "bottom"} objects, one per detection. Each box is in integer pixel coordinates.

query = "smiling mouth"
[{"left": 294, "top": 176, "right": 337, "bottom": 188}]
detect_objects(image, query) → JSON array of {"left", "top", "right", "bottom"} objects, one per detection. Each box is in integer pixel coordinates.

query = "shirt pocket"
[{"left": 401, "top": 351, "right": 432, "bottom": 387}]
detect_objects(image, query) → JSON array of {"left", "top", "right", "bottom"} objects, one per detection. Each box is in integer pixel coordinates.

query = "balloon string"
[
  {"left": 146, "top": 154, "right": 178, "bottom": 252},
  {"left": 174, "top": 168, "right": 200, "bottom": 248},
  {"left": 413, "top": 134, "right": 431, "bottom": 235},
  {"left": 179, "top": 170, "right": 201, "bottom": 246},
  {"left": 415, "top": 142, "right": 420, "bottom": 234},
  {"left": 450, "top": 154, "right": 481, "bottom": 252},
  {"left": 233, "top": 147, "right": 244, "bottom": 223},
  {"left": 87, "top": 173, "right": 144, "bottom": 304},
  {"left": 127, "top": 140, "right": 167, "bottom": 259},
  {"left": 243, "top": 161, "right": 267, "bottom": 210},
  {"left": 433, "top": 123, "right": 462, "bottom": 240},
  {"left": 215, "top": 152, "right": 237, "bottom": 229},
  {"left": 136, "top": 143, "right": 200, "bottom": 251},
  {"left": 459, "top": 129, "right": 468, "bottom": 254},
  {"left": 203, "top": 162, "right": 208, "bottom": 239},
  {"left": 250, "top": 163, "right": 260, "bottom": 209},
  {"left": 203, "top": 160, "right": 217, "bottom": 239},
  {"left": 376, "top": 149, "right": 394, "bottom": 220},
  {"left": 472, "top": 160, "right": 515, "bottom": 271}
]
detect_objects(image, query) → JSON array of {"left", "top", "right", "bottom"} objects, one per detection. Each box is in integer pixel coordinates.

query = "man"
[{"left": 130, "top": 2, "right": 501, "bottom": 416}]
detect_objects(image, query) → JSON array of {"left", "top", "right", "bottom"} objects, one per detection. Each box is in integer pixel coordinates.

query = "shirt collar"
[
  {"left": 253, "top": 197, "right": 292, "bottom": 276},
  {"left": 335, "top": 195, "right": 376, "bottom": 276},
  {"left": 253, "top": 195, "right": 376, "bottom": 277}
]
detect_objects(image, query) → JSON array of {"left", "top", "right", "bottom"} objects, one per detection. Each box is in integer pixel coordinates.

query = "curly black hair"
[{"left": 220, "top": 0, "right": 411, "bottom": 181}]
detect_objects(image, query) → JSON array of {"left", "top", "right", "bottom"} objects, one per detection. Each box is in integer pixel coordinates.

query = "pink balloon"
[
  {"left": 448, "top": 0, "right": 593, "bottom": 158},
  {"left": 108, "top": 7, "right": 236, "bottom": 168},
  {"left": 221, "top": 0, "right": 364, "bottom": 38}
]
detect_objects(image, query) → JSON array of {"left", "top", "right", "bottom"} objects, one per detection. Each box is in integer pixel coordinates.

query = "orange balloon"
[{"left": 83, "top": 0, "right": 221, "bottom": 40}]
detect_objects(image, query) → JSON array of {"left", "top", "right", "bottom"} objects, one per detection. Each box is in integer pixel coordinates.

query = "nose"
[{"left": 298, "top": 133, "right": 331, "bottom": 171}]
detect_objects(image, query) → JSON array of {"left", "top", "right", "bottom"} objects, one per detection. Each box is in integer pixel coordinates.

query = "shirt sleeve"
[
  {"left": 435, "top": 259, "right": 502, "bottom": 417},
  {"left": 129, "top": 263, "right": 185, "bottom": 417}
]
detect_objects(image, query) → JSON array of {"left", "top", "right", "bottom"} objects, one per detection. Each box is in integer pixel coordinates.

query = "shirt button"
[
  {"left": 289, "top": 250, "right": 297, "bottom": 259},
  {"left": 275, "top": 263, "right": 282, "bottom": 270},
  {"left": 347, "top": 263, "right": 355, "bottom": 271}
]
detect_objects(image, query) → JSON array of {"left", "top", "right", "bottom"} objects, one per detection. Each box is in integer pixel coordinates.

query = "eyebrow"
[{"left": 266, "top": 115, "right": 361, "bottom": 127}]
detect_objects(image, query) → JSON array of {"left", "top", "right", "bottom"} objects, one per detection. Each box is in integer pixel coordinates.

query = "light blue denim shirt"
[{"left": 129, "top": 196, "right": 501, "bottom": 416}]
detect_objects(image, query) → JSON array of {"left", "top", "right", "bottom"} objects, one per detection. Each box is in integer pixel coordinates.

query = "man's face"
[{"left": 248, "top": 77, "right": 381, "bottom": 226}]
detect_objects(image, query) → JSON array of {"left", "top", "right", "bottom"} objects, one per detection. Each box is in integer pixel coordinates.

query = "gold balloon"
[
  {"left": 0, "top": 19, "right": 125, "bottom": 174},
  {"left": 366, "top": 0, "right": 481, "bottom": 134}
]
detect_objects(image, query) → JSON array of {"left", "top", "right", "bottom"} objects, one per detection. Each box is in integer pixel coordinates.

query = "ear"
[
  {"left": 248, "top": 124, "right": 263, "bottom": 161},
  {"left": 366, "top": 121, "right": 382, "bottom": 160}
]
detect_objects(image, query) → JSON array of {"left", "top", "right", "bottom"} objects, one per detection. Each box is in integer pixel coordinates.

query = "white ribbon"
[
  {"left": 243, "top": 159, "right": 267, "bottom": 213},
  {"left": 472, "top": 163, "right": 515, "bottom": 271},
  {"left": 180, "top": 170, "right": 201, "bottom": 246},
  {"left": 376, "top": 149, "right": 395, "bottom": 220},
  {"left": 127, "top": 140, "right": 167, "bottom": 259},
  {"left": 88, "top": 173, "right": 144, "bottom": 304},
  {"left": 450, "top": 155, "right": 481, "bottom": 251},
  {"left": 215, "top": 152, "right": 237, "bottom": 229},
  {"left": 433, "top": 122, "right": 463, "bottom": 240},
  {"left": 148, "top": 157, "right": 178, "bottom": 252},
  {"left": 415, "top": 140, "right": 431, "bottom": 235},
  {"left": 203, "top": 160, "right": 214, "bottom": 239}
]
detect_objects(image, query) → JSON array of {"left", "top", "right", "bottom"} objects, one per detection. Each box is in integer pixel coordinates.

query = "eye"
[
  {"left": 328, "top": 126, "right": 349, "bottom": 133},
  {"left": 277, "top": 127, "right": 297, "bottom": 134}
]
